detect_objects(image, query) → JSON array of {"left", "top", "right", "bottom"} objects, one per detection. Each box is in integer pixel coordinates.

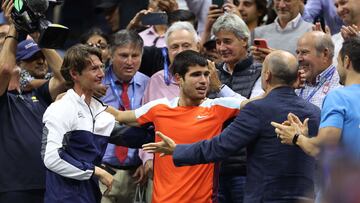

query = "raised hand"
[
  {"left": 208, "top": 60, "right": 222, "bottom": 93},
  {"left": 312, "top": 22, "right": 331, "bottom": 36},
  {"left": 288, "top": 113, "right": 309, "bottom": 137},
  {"left": 341, "top": 24, "right": 360, "bottom": 40},
  {"left": 142, "top": 131, "right": 176, "bottom": 157}
]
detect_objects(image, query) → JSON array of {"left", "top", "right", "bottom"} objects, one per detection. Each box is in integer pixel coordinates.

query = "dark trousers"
[
  {"left": 0, "top": 189, "right": 44, "bottom": 203},
  {"left": 218, "top": 175, "right": 246, "bottom": 203}
]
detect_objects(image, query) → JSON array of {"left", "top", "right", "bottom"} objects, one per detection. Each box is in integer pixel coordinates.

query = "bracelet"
[
  {"left": 292, "top": 133, "right": 300, "bottom": 146},
  {"left": 5, "top": 35, "right": 18, "bottom": 41}
]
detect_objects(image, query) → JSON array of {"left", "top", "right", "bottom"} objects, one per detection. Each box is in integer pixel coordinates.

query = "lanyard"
[
  {"left": 161, "top": 47, "right": 171, "bottom": 85},
  {"left": 300, "top": 66, "right": 336, "bottom": 102},
  {"left": 108, "top": 69, "right": 136, "bottom": 110}
]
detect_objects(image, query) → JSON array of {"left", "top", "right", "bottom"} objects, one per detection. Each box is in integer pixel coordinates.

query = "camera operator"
[{"left": 0, "top": 0, "right": 65, "bottom": 202}]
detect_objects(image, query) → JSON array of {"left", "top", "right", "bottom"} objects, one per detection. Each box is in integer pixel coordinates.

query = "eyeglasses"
[{"left": 87, "top": 42, "right": 108, "bottom": 50}]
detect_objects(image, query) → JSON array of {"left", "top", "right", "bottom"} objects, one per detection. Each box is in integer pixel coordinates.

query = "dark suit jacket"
[{"left": 173, "top": 86, "right": 321, "bottom": 203}]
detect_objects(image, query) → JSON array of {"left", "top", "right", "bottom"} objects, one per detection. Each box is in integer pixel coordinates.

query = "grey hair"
[
  {"left": 110, "top": 29, "right": 144, "bottom": 55},
  {"left": 212, "top": 13, "right": 250, "bottom": 40},
  {"left": 314, "top": 34, "right": 334, "bottom": 59},
  {"left": 165, "top": 21, "right": 199, "bottom": 46}
]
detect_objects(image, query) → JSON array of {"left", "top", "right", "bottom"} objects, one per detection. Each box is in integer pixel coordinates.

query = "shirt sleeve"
[
  {"left": 135, "top": 98, "right": 166, "bottom": 125},
  {"left": 302, "top": 0, "right": 322, "bottom": 23},
  {"left": 173, "top": 102, "right": 261, "bottom": 166},
  {"left": 319, "top": 90, "right": 344, "bottom": 130},
  {"left": 42, "top": 103, "right": 95, "bottom": 181}
]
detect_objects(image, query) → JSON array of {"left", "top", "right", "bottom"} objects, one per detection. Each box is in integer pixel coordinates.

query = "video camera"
[{"left": 11, "top": 0, "right": 69, "bottom": 49}]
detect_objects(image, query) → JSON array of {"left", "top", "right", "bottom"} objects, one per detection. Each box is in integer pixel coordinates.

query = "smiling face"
[
  {"left": 74, "top": 54, "right": 105, "bottom": 93},
  {"left": 167, "top": 29, "right": 199, "bottom": 64},
  {"left": 237, "top": 0, "right": 261, "bottom": 25},
  {"left": 334, "top": 0, "right": 360, "bottom": 26},
  {"left": 273, "top": 0, "right": 301, "bottom": 24},
  {"left": 296, "top": 36, "right": 325, "bottom": 84},
  {"left": 215, "top": 29, "right": 247, "bottom": 66},
  {"left": 178, "top": 64, "right": 210, "bottom": 101},
  {"left": 19, "top": 51, "right": 48, "bottom": 79}
]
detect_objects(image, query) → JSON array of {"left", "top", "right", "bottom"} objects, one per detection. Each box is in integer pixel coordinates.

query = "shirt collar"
[
  {"left": 315, "top": 64, "right": 335, "bottom": 84},
  {"left": 275, "top": 13, "right": 302, "bottom": 31},
  {"left": 67, "top": 88, "right": 107, "bottom": 113}
]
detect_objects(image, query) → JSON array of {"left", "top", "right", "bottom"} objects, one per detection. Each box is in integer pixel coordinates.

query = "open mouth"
[{"left": 196, "top": 87, "right": 207, "bottom": 94}]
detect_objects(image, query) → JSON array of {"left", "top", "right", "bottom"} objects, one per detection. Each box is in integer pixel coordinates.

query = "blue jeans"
[{"left": 218, "top": 175, "right": 246, "bottom": 203}]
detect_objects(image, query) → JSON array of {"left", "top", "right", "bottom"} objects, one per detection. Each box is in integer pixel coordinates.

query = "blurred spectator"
[
  {"left": 253, "top": 0, "right": 313, "bottom": 56},
  {"left": 332, "top": 0, "right": 360, "bottom": 67},
  {"left": 302, "top": 0, "right": 343, "bottom": 35},
  {"left": 80, "top": 27, "right": 111, "bottom": 67},
  {"left": 184, "top": 0, "right": 211, "bottom": 34},
  {"left": 201, "top": 38, "right": 221, "bottom": 63},
  {"left": 0, "top": 13, "right": 64, "bottom": 203},
  {"left": 96, "top": 0, "right": 148, "bottom": 33},
  {"left": 16, "top": 40, "right": 52, "bottom": 91},
  {"left": 234, "top": 0, "right": 268, "bottom": 31},
  {"left": 96, "top": 0, "right": 121, "bottom": 33}
]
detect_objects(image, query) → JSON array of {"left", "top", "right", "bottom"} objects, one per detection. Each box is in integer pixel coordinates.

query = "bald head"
[
  {"left": 299, "top": 31, "right": 334, "bottom": 59},
  {"left": 263, "top": 50, "right": 299, "bottom": 88}
]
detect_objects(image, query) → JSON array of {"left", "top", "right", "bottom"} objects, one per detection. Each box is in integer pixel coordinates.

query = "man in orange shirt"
[{"left": 108, "top": 50, "right": 247, "bottom": 203}]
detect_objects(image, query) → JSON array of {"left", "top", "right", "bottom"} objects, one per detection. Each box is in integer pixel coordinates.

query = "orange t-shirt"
[{"left": 135, "top": 97, "right": 242, "bottom": 203}]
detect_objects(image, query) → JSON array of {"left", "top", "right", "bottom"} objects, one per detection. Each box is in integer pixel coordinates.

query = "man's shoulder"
[
  {"left": 202, "top": 97, "right": 244, "bottom": 109},
  {"left": 254, "top": 23, "right": 276, "bottom": 35},
  {"left": 134, "top": 71, "right": 150, "bottom": 84},
  {"left": 150, "top": 70, "right": 164, "bottom": 78},
  {"left": 44, "top": 91, "right": 76, "bottom": 117}
]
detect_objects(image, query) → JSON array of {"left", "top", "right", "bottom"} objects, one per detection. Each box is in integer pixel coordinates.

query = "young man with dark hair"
[
  {"left": 144, "top": 50, "right": 321, "bottom": 203},
  {"left": 108, "top": 50, "right": 247, "bottom": 203},
  {"left": 41, "top": 44, "right": 115, "bottom": 203}
]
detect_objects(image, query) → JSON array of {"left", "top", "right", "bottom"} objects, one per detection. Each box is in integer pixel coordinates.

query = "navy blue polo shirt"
[{"left": 0, "top": 81, "right": 52, "bottom": 192}]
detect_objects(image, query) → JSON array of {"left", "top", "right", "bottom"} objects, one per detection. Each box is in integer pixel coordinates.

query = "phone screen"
[
  {"left": 212, "top": 0, "right": 224, "bottom": 7},
  {"left": 141, "top": 12, "right": 168, "bottom": 25}
]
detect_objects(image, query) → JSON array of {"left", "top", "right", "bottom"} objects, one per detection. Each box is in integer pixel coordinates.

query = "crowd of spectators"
[{"left": 1, "top": 0, "right": 360, "bottom": 203}]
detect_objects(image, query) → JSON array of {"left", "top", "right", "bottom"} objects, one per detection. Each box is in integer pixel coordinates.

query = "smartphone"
[
  {"left": 141, "top": 12, "right": 168, "bottom": 25},
  {"left": 254, "top": 38, "right": 269, "bottom": 49},
  {"left": 212, "top": 0, "right": 225, "bottom": 7}
]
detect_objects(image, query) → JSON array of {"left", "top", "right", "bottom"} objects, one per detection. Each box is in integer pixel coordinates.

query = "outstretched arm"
[{"left": 106, "top": 106, "right": 139, "bottom": 126}]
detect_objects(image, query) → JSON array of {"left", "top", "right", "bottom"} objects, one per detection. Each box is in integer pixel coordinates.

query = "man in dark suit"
[{"left": 143, "top": 50, "right": 321, "bottom": 203}]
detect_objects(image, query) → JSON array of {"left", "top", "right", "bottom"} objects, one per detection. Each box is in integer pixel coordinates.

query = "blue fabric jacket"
[{"left": 173, "top": 86, "right": 321, "bottom": 203}]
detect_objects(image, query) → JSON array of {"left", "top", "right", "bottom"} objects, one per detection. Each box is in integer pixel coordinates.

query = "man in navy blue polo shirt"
[{"left": 0, "top": 21, "right": 65, "bottom": 203}]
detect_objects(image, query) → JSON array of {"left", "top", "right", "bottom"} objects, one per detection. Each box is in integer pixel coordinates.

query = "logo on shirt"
[
  {"left": 31, "top": 96, "right": 39, "bottom": 102},
  {"left": 196, "top": 115, "right": 208, "bottom": 120},
  {"left": 78, "top": 111, "right": 85, "bottom": 118}
]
